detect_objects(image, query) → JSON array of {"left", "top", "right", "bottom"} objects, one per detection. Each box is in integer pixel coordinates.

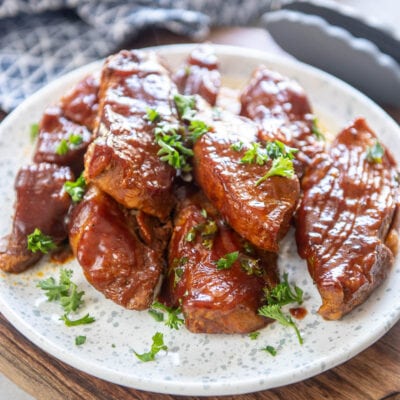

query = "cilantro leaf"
[
  {"left": 27, "top": 228, "right": 57, "bottom": 254},
  {"left": 258, "top": 304, "right": 303, "bottom": 344},
  {"left": 215, "top": 251, "right": 239, "bottom": 270},
  {"left": 150, "top": 301, "right": 184, "bottom": 330},
  {"left": 61, "top": 313, "right": 95, "bottom": 327},
  {"left": 134, "top": 332, "right": 168, "bottom": 362},
  {"left": 366, "top": 141, "right": 384, "bottom": 163},
  {"left": 264, "top": 273, "right": 303, "bottom": 307},
  {"left": 255, "top": 156, "right": 295, "bottom": 186},
  {"left": 64, "top": 174, "right": 87, "bottom": 202}
]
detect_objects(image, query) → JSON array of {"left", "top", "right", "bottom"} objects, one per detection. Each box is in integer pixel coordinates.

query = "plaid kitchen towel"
[{"left": 0, "top": 0, "right": 272, "bottom": 112}]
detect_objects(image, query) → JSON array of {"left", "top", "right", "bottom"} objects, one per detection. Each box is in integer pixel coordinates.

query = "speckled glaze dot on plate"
[{"left": 0, "top": 44, "right": 399, "bottom": 396}]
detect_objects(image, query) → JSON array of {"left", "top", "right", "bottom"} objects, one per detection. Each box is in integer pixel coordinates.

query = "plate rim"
[{"left": 0, "top": 43, "right": 399, "bottom": 396}]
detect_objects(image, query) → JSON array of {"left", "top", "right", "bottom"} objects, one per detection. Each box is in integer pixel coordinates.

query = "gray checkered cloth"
[{"left": 0, "top": 0, "right": 272, "bottom": 112}]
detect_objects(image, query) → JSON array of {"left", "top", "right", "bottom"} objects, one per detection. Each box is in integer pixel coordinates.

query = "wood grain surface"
[{"left": 1, "top": 27, "right": 400, "bottom": 400}]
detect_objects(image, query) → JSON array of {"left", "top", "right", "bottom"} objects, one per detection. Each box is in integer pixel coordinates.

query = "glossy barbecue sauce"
[{"left": 289, "top": 307, "right": 307, "bottom": 320}]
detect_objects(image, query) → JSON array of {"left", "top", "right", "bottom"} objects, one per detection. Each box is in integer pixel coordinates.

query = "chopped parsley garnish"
[
  {"left": 248, "top": 331, "right": 260, "bottom": 340},
  {"left": 55, "top": 134, "right": 83, "bottom": 155},
  {"left": 55, "top": 139, "right": 69, "bottom": 155},
  {"left": 134, "top": 332, "right": 168, "bottom": 362},
  {"left": 185, "top": 229, "right": 196, "bottom": 242},
  {"left": 174, "top": 94, "right": 196, "bottom": 120},
  {"left": 146, "top": 108, "right": 160, "bottom": 123},
  {"left": 27, "top": 228, "right": 57, "bottom": 254},
  {"left": 258, "top": 304, "right": 303, "bottom": 345},
  {"left": 171, "top": 257, "right": 188, "bottom": 287},
  {"left": 68, "top": 134, "right": 83, "bottom": 146},
  {"left": 366, "top": 141, "right": 384, "bottom": 163},
  {"left": 200, "top": 208, "right": 208, "bottom": 218},
  {"left": 240, "top": 256, "right": 262, "bottom": 276},
  {"left": 241, "top": 143, "right": 268, "bottom": 165},
  {"left": 30, "top": 123, "right": 39, "bottom": 141},
  {"left": 64, "top": 174, "right": 86, "bottom": 202},
  {"left": 154, "top": 123, "right": 193, "bottom": 171},
  {"left": 148, "top": 309, "right": 164, "bottom": 322},
  {"left": 37, "top": 269, "right": 95, "bottom": 327},
  {"left": 37, "top": 269, "right": 84, "bottom": 312},
  {"left": 61, "top": 313, "right": 95, "bottom": 327},
  {"left": 188, "top": 119, "right": 210, "bottom": 142},
  {"left": 262, "top": 345, "right": 277, "bottom": 356},
  {"left": 150, "top": 301, "right": 184, "bottom": 330},
  {"left": 264, "top": 273, "right": 303, "bottom": 307},
  {"left": 231, "top": 141, "right": 244, "bottom": 152},
  {"left": 311, "top": 117, "right": 325, "bottom": 140},
  {"left": 75, "top": 335, "right": 86, "bottom": 346},
  {"left": 255, "top": 156, "right": 295, "bottom": 186},
  {"left": 185, "top": 216, "right": 218, "bottom": 249},
  {"left": 265, "top": 140, "right": 298, "bottom": 160},
  {"left": 215, "top": 251, "right": 239, "bottom": 270},
  {"left": 236, "top": 140, "right": 297, "bottom": 185}
]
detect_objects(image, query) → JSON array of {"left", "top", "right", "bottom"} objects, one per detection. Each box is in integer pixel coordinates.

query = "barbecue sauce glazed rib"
[
  {"left": 0, "top": 163, "right": 73, "bottom": 273},
  {"left": 173, "top": 44, "right": 221, "bottom": 106},
  {"left": 84, "top": 50, "right": 177, "bottom": 220},
  {"left": 68, "top": 186, "right": 169, "bottom": 310},
  {"left": 240, "top": 67, "right": 324, "bottom": 172},
  {"left": 296, "top": 118, "right": 399, "bottom": 320},
  {"left": 160, "top": 189, "right": 278, "bottom": 333},
  {"left": 193, "top": 111, "right": 300, "bottom": 252}
]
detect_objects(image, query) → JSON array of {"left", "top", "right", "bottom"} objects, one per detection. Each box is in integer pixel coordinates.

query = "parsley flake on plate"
[
  {"left": 134, "top": 332, "right": 168, "bottom": 362},
  {"left": 258, "top": 304, "right": 303, "bottom": 345},
  {"left": 150, "top": 301, "right": 184, "bottom": 330},
  {"left": 75, "top": 335, "right": 86, "bottom": 346}
]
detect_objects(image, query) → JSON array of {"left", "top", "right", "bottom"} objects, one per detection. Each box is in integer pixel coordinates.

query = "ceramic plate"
[{"left": 0, "top": 44, "right": 399, "bottom": 396}]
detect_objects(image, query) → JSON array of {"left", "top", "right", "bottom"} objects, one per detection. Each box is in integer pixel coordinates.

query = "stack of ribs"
[{"left": 1, "top": 45, "right": 398, "bottom": 335}]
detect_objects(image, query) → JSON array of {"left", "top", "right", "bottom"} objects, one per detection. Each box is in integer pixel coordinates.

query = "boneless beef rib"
[
  {"left": 296, "top": 118, "right": 399, "bottom": 320},
  {"left": 84, "top": 50, "right": 177, "bottom": 220},
  {"left": 161, "top": 190, "right": 278, "bottom": 333}
]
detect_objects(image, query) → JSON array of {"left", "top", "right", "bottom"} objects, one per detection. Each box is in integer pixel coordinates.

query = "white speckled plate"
[{"left": 0, "top": 44, "right": 399, "bottom": 396}]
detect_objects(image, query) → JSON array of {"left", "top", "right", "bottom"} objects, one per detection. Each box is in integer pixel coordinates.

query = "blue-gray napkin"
[{"left": 0, "top": 0, "right": 272, "bottom": 112}]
